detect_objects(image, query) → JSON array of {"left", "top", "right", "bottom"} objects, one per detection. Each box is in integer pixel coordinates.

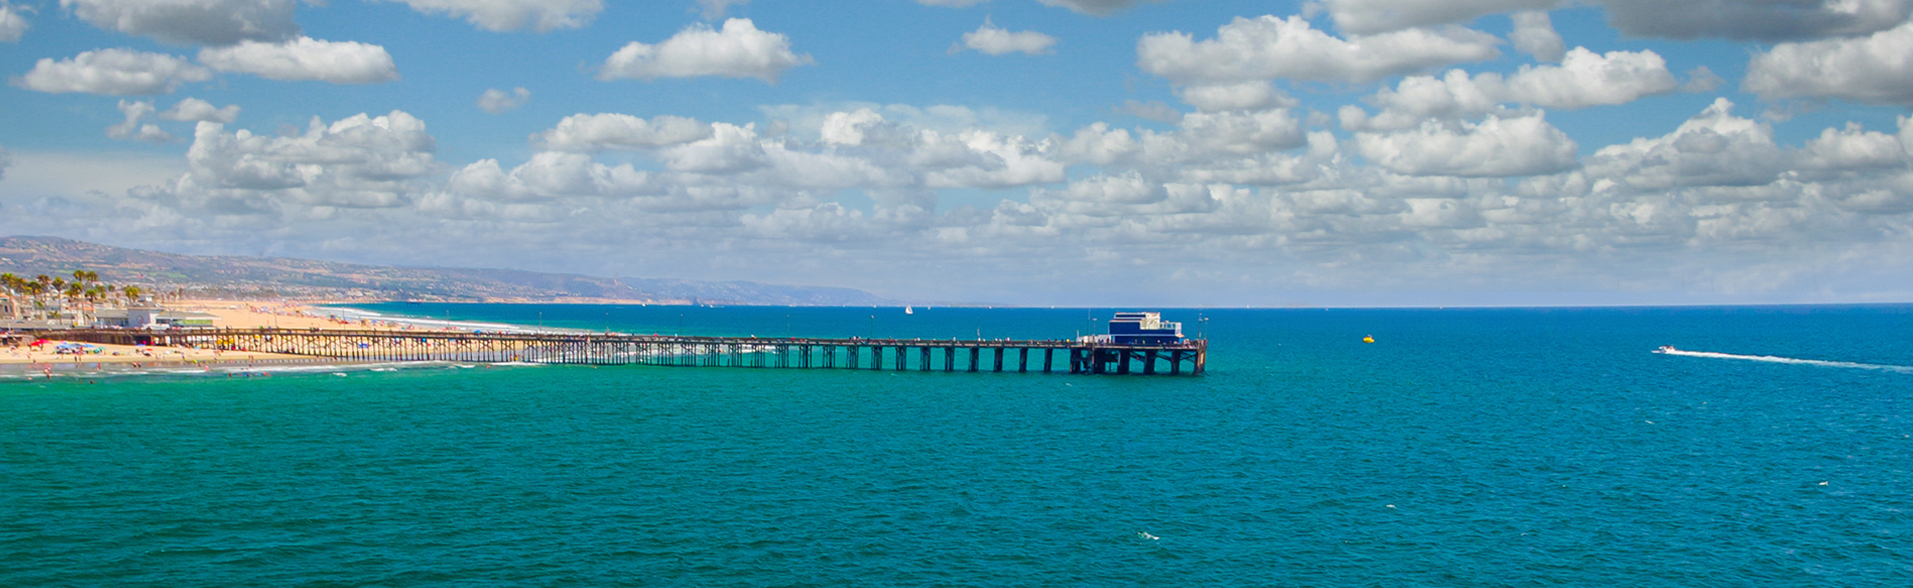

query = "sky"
[{"left": 4, "top": 0, "right": 1913, "bottom": 307}]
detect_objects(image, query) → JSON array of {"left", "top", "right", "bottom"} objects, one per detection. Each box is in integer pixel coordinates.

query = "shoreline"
[
  {"left": 1, "top": 299, "right": 535, "bottom": 367},
  {"left": 0, "top": 356, "right": 517, "bottom": 381}
]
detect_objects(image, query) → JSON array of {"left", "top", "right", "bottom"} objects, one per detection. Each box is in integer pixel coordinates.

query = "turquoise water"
[{"left": 4, "top": 305, "right": 1910, "bottom": 585}]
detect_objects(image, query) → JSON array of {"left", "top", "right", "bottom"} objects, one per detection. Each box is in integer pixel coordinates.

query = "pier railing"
[{"left": 46, "top": 328, "right": 1207, "bottom": 375}]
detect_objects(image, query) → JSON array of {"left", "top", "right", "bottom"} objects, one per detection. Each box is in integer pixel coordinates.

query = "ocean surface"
[{"left": 4, "top": 304, "right": 1910, "bottom": 586}]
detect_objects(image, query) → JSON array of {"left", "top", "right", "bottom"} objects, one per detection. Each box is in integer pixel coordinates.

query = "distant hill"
[{"left": 0, "top": 236, "right": 891, "bottom": 306}]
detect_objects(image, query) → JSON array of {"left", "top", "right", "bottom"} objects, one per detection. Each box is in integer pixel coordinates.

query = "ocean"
[{"left": 4, "top": 304, "right": 1909, "bottom": 586}]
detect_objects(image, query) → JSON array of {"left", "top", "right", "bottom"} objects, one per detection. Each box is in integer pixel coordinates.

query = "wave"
[{"left": 1655, "top": 347, "right": 1913, "bottom": 373}]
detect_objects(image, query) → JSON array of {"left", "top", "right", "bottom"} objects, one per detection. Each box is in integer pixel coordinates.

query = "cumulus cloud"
[
  {"left": 1583, "top": 98, "right": 1786, "bottom": 191},
  {"left": 105, "top": 97, "right": 239, "bottom": 144},
  {"left": 26, "top": 94, "right": 1913, "bottom": 304},
  {"left": 1598, "top": 0, "right": 1913, "bottom": 41},
  {"left": 162, "top": 111, "right": 441, "bottom": 212},
  {"left": 13, "top": 48, "right": 210, "bottom": 95},
  {"left": 533, "top": 113, "right": 712, "bottom": 150},
  {"left": 1744, "top": 20, "right": 1913, "bottom": 105},
  {"left": 598, "top": 18, "right": 812, "bottom": 83},
  {"left": 198, "top": 37, "right": 400, "bottom": 83},
  {"left": 161, "top": 97, "right": 242, "bottom": 123},
  {"left": 760, "top": 102, "right": 1051, "bottom": 139},
  {"left": 1316, "top": 0, "right": 1912, "bottom": 41},
  {"left": 1343, "top": 48, "right": 1677, "bottom": 130},
  {"left": 61, "top": 0, "right": 299, "bottom": 46},
  {"left": 478, "top": 87, "right": 531, "bottom": 114},
  {"left": 1356, "top": 112, "right": 1579, "bottom": 177},
  {"left": 1319, "top": 0, "right": 1563, "bottom": 35},
  {"left": 1508, "top": 10, "right": 1564, "bottom": 62},
  {"left": 106, "top": 100, "right": 176, "bottom": 143},
  {"left": 1136, "top": 15, "right": 1500, "bottom": 84},
  {"left": 0, "top": 1, "right": 30, "bottom": 42},
  {"left": 950, "top": 18, "right": 1056, "bottom": 55},
  {"left": 1497, "top": 48, "right": 1677, "bottom": 108},
  {"left": 1177, "top": 81, "right": 1296, "bottom": 112},
  {"left": 380, "top": 0, "right": 602, "bottom": 33}
]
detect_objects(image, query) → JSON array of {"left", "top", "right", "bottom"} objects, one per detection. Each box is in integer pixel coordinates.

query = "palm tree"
[{"left": 0, "top": 273, "right": 19, "bottom": 319}]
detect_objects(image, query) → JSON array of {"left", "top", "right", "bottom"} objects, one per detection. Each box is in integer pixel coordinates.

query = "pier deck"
[{"left": 49, "top": 328, "right": 1207, "bottom": 375}]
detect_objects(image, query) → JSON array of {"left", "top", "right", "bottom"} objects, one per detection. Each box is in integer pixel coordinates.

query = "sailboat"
[{"left": 905, "top": 306, "right": 914, "bottom": 314}]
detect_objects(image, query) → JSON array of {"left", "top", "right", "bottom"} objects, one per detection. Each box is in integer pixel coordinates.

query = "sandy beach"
[
  {"left": 1, "top": 300, "right": 482, "bottom": 367},
  {"left": 1, "top": 338, "right": 305, "bottom": 367},
  {"left": 170, "top": 300, "right": 469, "bottom": 332}
]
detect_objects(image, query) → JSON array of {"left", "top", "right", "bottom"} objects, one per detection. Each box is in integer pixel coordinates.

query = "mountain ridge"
[{"left": 0, "top": 236, "right": 891, "bottom": 306}]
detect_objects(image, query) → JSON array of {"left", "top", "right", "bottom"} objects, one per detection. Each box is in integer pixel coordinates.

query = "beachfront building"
[
  {"left": 91, "top": 297, "right": 218, "bottom": 329},
  {"left": 0, "top": 296, "right": 14, "bottom": 320},
  {"left": 93, "top": 308, "right": 219, "bottom": 329}
]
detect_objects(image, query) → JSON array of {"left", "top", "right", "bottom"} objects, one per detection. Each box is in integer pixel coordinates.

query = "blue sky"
[{"left": 5, "top": 1, "right": 1913, "bottom": 306}]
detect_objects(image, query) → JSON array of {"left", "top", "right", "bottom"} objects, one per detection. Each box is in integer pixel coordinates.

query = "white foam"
[{"left": 1656, "top": 348, "right": 1913, "bottom": 373}]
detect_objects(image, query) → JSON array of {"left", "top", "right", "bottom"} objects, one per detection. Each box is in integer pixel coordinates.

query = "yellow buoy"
[{"left": 1362, "top": 335, "right": 1375, "bottom": 343}]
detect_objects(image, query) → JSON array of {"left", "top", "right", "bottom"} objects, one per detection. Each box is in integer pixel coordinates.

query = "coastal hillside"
[{"left": 0, "top": 236, "right": 890, "bottom": 306}]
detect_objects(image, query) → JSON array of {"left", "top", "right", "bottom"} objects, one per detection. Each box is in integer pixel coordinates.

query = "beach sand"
[
  {"left": 172, "top": 300, "right": 461, "bottom": 332},
  {"left": 0, "top": 339, "right": 303, "bottom": 366},
  {"left": 2, "top": 300, "right": 478, "bottom": 367}
]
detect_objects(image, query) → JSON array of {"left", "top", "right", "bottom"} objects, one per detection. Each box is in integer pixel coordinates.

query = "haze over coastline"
[{"left": 0, "top": 236, "right": 892, "bottom": 306}]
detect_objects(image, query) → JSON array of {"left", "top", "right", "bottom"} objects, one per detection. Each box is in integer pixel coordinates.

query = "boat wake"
[{"left": 1654, "top": 346, "right": 1913, "bottom": 373}]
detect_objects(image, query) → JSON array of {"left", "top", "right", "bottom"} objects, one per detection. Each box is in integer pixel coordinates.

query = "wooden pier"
[{"left": 48, "top": 328, "right": 1207, "bottom": 375}]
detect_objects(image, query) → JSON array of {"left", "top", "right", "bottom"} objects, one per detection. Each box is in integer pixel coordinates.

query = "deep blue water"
[{"left": 4, "top": 305, "right": 1910, "bottom": 586}]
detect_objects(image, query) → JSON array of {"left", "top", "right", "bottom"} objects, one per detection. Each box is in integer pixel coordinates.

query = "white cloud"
[
  {"left": 1508, "top": 10, "right": 1564, "bottom": 62},
  {"left": 533, "top": 113, "right": 712, "bottom": 150},
  {"left": 1583, "top": 98, "right": 1785, "bottom": 191},
  {"left": 61, "top": 0, "right": 299, "bottom": 46},
  {"left": 760, "top": 102, "right": 1051, "bottom": 139},
  {"left": 1597, "top": 0, "right": 1913, "bottom": 41},
  {"left": 27, "top": 95, "right": 1913, "bottom": 305},
  {"left": 478, "top": 87, "right": 531, "bottom": 114},
  {"left": 1177, "top": 109, "right": 1308, "bottom": 156},
  {"left": 160, "top": 97, "right": 241, "bottom": 123},
  {"left": 198, "top": 37, "right": 399, "bottom": 84},
  {"left": 1497, "top": 47, "right": 1677, "bottom": 108},
  {"left": 598, "top": 18, "right": 812, "bottom": 83},
  {"left": 107, "top": 100, "right": 178, "bottom": 143},
  {"left": 1799, "top": 122, "right": 1907, "bottom": 173},
  {"left": 951, "top": 18, "right": 1056, "bottom": 55},
  {"left": 166, "top": 111, "right": 441, "bottom": 211},
  {"left": 0, "top": 1, "right": 30, "bottom": 42},
  {"left": 1345, "top": 48, "right": 1677, "bottom": 130},
  {"left": 1356, "top": 112, "right": 1579, "bottom": 177},
  {"left": 13, "top": 48, "right": 211, "bottom": 95},
  {"left": 1177, "top": 81, "right": 1296, "bottom": 112},
  {"left": 1136, "top": 15, "right": 1500, "bottom": 84},
  {"left": 380, "top": 0, "right": 602, "bottom": 33},
  {"left": 1744, "top": 20, "right": 1913, "bottom": 104},
  {"left": 1319, "top": 0, "right": 1563, "bottom": 35},
  {"left": 1316, "top": 0, "right": 1913, "bottom": 41}
]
